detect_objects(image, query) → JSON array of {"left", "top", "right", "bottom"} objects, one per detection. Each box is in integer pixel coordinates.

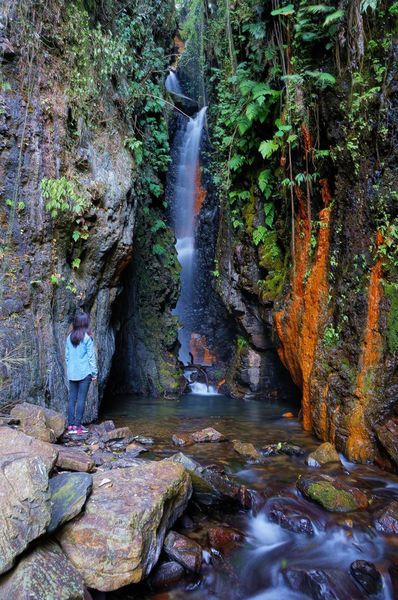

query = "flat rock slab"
[
  {"left": 57, "top": 461, "right": 192, "bottom": 591},
  {"left": 172, "top": 433, "right": 194, "bottom": 447},
  {"left": 0, "top": 540, "right": 85, "bottom": 600},
  {"left": 164, "top": 531, "right": 202, "bottom": 573},
  {"left": 374, "top": 500, "right": 398, "bottom": 534},
  {"left": 0, "top": 426, "right": 58, "bottom": 472},
  {"left": 233, "top": 441, "right": 266, "bottom": 462},
  {"left": 102, "top": 427, "right": 133, "bottom": 442},
  {"left": 0, "top": 453, "right": 51, "bottom": 575},
  {"left": 54, "top": 446, "right": 95, "bottom": 472},
  {"left": 48, "top": 472, "right": 93, "bottom": 534},
  {"left": 297, "top": 474, "right": 368, "bottom": 512},
  {"left": 192, "top": 427, "right": 225, "bottom": 443},
  {"left": 306, "top": 442, "right": 341, "bottom": 467},
  {"left": 125, "top": 441, "right": 148, "bottom": 456}
]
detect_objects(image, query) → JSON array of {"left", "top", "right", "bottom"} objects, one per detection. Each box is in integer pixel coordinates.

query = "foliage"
[
  {"left": 41, "top": 177, "right": 90, "bottom": 244},
  {"left": 323, "top": 323, "right": 339, "bottom": 347}
]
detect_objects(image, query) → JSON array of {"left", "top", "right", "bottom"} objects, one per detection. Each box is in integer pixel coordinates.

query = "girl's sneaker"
[
  {"left": 67, "top": 425, "right": 78, "bottom": 434},
  {"left": 77, "top": 426, "right": 89, "bottom": 434}
]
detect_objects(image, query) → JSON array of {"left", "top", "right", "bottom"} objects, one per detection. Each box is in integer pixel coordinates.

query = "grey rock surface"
[{"left": 48, "top": 472, "right": 93, "bottom": 534}]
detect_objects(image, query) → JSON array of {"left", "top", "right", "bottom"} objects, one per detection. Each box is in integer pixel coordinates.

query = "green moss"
[
  {"left": 307, "top": 482, "right": 357, "bottom": 512},
  {"left": 257, "top": 231, "right": 287, "bottom": 302},
  {"left": 384, "top": 282, "right": 398, "bottom": 353},
  {"left": 242, "top": 189, "right": 256, "bottom": 234}
]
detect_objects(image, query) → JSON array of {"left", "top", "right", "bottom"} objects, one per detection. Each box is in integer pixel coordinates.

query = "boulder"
[
  {"left": 0, "top": 426, "right": 58, "bottom": 472},
  {"left": 57, "top": 461, "right": 192, "bottom": 591},
  {"left": 233, "top": 441, "right": 267, "bottom": 462},
  {"left": 42, "top": 406, "right": 66, "bottom": 439},
  {"left": 283, "top": 567, "right": 367, "bottom": 599},
  {"left": 265, "top": 497, "right": 327, "bottom": 536},
  {"left": 54, "top": 446, "right": 95, "bottom": 472},
  {"left": 0, "top": 540, "right": 85, "bottom": 600},
  {"left": 374, "top": 500, "right": 398, "bottom": 534},
  {"left": 305, "top": 442, "right": 341, "bottom": 467},
  {"left": 0, "top": 453, "right": 51, "bottom": 574},
  {"left": 10, "top": 402, "right": 53, "bottom": 442},
  {"left": 207, "top": 526, "right": 245, "bottom": 555},
  {"left": 165, "top": 452, "right": 253, "bottom": 509},
  {"left": 102, "top": 426, "right": 133, "bottom": 442},
  {"left": 47, "top": 472, "right": 93, "bottom": 534},
  {"left": 297, "top": 474, "right": 368, "bottom": 512},
  {"left": 191, "top": 427, "right": 225, "bottom": 443},
  {"left": 172, "top": 433, "right": 194, "bottom": 447},
  {"left": 149, "top": 561, "right": 185, "bottom": 590},
  {"left": 350, "top": 560, "right": 383, "bottom": 596},
  {"left": 164, "top": 531, "right": 202, "bottom": 573}
]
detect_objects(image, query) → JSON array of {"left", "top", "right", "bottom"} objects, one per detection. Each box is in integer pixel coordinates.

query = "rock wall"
[{"left": 0, "top": 0, "right": 178, "bottom": 418}]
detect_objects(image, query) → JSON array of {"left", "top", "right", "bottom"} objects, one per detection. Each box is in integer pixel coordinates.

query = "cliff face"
[
  {"left": 0, "top": 0, "right": 178, "bottom": 418},
  {"left": 202, "top": 0, "right": 398, "bottom": 467}
]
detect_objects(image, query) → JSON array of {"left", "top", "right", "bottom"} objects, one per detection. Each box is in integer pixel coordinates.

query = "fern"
[
  {"left": 259, "top": 140, "right": 278, "bottom": 159},
  {"left": 323, "top": 10, "right": 344, "bottom": 26}
]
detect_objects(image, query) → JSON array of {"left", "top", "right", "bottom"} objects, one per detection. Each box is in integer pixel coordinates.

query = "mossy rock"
[{"left": 297, "top": 475, "right": 368, "bottom": 512}]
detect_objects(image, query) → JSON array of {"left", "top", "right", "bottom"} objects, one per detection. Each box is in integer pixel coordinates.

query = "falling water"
[
  {"left": 170, "top": 106, "right": 207, "bottom": 364},
  {"left": 165, "top": 69, "right": 183, "bottom": 95}
]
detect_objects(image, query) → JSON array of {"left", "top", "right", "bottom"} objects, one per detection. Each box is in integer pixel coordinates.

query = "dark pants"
[{"left": 68, "top": 375, "right": 91, "bottom": 427}]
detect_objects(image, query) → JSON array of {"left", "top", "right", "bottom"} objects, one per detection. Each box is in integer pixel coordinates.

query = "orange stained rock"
[
  {"left": 318, "top": 382, "right": 329, "bottom": 441},
  {"left": 190, "top": 333, "right": 216, "bottom": 366},
  {"left": 217, "top": 378, "right": 226, "bottom": 389},
  {"left": 282, "top": 412, "right": 294, "bottom": 418},
  {"left": 348, "top": 231, "right": 384, "bottom": 462},
  {"left": 193, "top": 162, "right": 206, "bottom": 215}
]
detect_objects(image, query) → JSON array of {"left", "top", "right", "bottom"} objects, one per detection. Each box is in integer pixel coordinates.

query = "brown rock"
[
  {"left": 54, "top": 446, "right": 95, "bottom": 472},
  {"left": 10, "top": 402, "right": 55, "bottom": 442},
  {"left": 374, "top": 500, "right": 398, "bottom": 534},
  {"left": 0, "top": 427, "right": 58, "bottom": 472},
  {"left": 191, "top": 427, "right": 225, "bottom": 443},
  {"left": 208, "top": 526, "right": 245, "bottom": 555},
  {"left": 126, "top": 441, "right": 148, "bottom": 455},
  {"left": 57, "top": 461, "right": 192, "bottom": 591},
  {"left": 233, "top": 440, "right": 266, "bottom": 462},
  {"left": 172, "top": 433, "right": 194, "bottom": 447},
  {"left": 164, "top": 531, "right": 202, "bottom": 573},
  {"left": 297, "top": 474, "right": 368, "bottom": 512},
  {"left": 375, "top": 419, "right": 398, "bottom": 468},
  {"left": 149, "top": 561, "right": 185, "bottom": 590},
  {"left": 102, "top": 426, "right": 133, "bottom": 442},
  {"left": 41, "top": 406, "right": 66, "bottom": 439},
  {"left": 305, "top": 442, "right": 341, "bottom": 467}
]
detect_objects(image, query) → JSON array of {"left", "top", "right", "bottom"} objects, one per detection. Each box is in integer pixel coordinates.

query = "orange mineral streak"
[
  {"left": 348, "top": 231, "right": 384, "bottom": 462},
  {"left": 276, "top": 180, "right": 332, "bottom": 432},
  {"left": 319, "top": 382, "right": 329, "bottom": 441},
  {"left": 189, "top": 333, "right": 216, "bottom": 366},
  {"left": 193, "top": 162, "right": 207, "bottom": 216}
]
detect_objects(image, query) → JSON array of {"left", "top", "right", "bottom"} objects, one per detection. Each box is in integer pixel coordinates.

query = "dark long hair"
[{"left": 70, "top": 312, "right": 92, "bottom": 346}]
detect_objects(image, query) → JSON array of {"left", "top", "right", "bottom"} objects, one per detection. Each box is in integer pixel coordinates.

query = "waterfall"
[
  {"left": 170, "top": 106, "right": 207, "bottom": 365},
  {"left": 165, "top": 70, "right": 183, "bottom": 95}
]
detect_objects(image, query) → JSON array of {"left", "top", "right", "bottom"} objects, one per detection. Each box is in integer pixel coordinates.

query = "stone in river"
[
  {"left": 297, "top": 474, "right": 368, "bottom": 512},
  {"left": 283, "top": 567, "right": 367, "bottom": 599},
  {"left": 306, "top": 442, "right": 341, "bottom": 467},
  {"left": 207, "top": 526, "right": 246, "bottom": 555},
  {"left": 164, "top": 531, "right": 202, "bottom": 573},
  {"left": 102, "top": 426, "right": 133, "bottom": 442},
  {"left": 57, "top": 461, "right": 192, "bottom": 591},
  {"left": 126, "top": 441, "right": 148, "bottom": 455},
  {"left": 191, "top": 427, "right": 225, "bottom": 442},
  {"left": 233, "top": 440, "right": 267, "bottom": 462},
  {"left": 47, "top": 472, "right": 93, "bottom": 534},
  {"left": 0, "top": 453, "right": 51, "bottom": 575},
  {"left": 172, "top": 433, "right": 194, "bottom": 447},
  {"left": 54, "top": 446, "right": 95, "bottom": 472},
  {"left": 350, "top": 560, "right": 383, "bottom": 596},
  {"left": 149, "top": 561, "right": 185, "bottom": 590},
  {"left": 265, "top": 497, "right": 327, "bottom": 536},
  {"left": 0, "top": 540, "right": 85, "bottom": 600},
  {"left": 374, "top": 500, "right": 398, "bottom": 534},
  {"left": 0, "top": 426, "right": 58, "bottom": 472},
  {"left": 134, "top": 435, "right": 155, "bottom": 445},
  {"left": 90, "top": 420, "right": 115, "bottom": 435}
]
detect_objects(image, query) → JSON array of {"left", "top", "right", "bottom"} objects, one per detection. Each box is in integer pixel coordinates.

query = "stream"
[{"left": 103, "top": 393, "right": 398, "bottom": 600}]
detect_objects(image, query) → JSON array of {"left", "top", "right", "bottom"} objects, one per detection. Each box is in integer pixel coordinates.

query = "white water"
[
  {"left": 171, "top": 106, "right": 207, "bottom": 363},
  {"left": 189, "top": 381, "right": 218, "bottom": 395},
  {"left": 165, "top": 70, "right": 183, "bottom": 95}
]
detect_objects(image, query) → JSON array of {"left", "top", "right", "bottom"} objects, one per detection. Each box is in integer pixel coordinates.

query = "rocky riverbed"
[{"left": 0, "top": 399, "right": 397, "bottom": 599}]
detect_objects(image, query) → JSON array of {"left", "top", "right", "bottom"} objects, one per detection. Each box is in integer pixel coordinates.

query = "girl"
[{"left": 65, "top": 312, "right": 97, "bottom": 434}]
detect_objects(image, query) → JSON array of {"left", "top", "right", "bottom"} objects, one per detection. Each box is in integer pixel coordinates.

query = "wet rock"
[
  {"left": 261, "top": 442, "right": 304, "bottom": 456},
  {"left": 350, "top": 560, "right": 383, "bottom": 596},
  {"left": 134, "top": 435, "right": 155, "bottom": 445},
  {"left": 0, "top": 540, "right": 85, "bottom": 600},
  {"left": 233, "top": 440, "right": 267, "bottom": 462},
  {"left": 265, "top": 497, "right": 326, "bottom": 536},
  {"left": 192, "top": 427, "right": 225, "bottom": 443},
  {"left": 283, "top": 567, "right": 367, "bottom": 599},
  {"left": 207, "top": 526, "right": 245, "bottom": 555},
  {"left": 10, "top": 402, "right": 62, "bottom": 443},
  {"left": 0, "top": 453, "right": 51, "bottom": 575},
  {"left": 164, "top": 531, "right": 202, "bottom": 573},
  {"left": 47, "top": 472, "right": 92, "bottom": 534},
  {"left": 374, "top": 500, "right": 398, "bottom": 534},
  {"left": 165, "top": 452, "right": 253, "bottom": 509},
  {"left": 172, "top": 433, "right": 194, "bottom": 447},
  {"left": 125, "top": 441, "right": 148, "bottom": 455},
  {"left": 0, "top": 426, "right": 58, "bottom": 472},
  {"left": 54, "top": 446, "right": 95, "bottom": 472},
  {"left": 101, "top": 426, "right": 133, "bottom": 443},
  {"left": 389, "top": 563, "right": 398, "bottom": 598},
  {"left": 149, "top": 561, "right": 185, "bottom": 590},
  {"left": 375, "top": 419, "right": 398, "bottom": 469},
  {"left": 297, "top": 474, "right": 368, "bottom": 512},
  {"left": 104, "top": 456, "right": 146, "bottom": 469},
  {"left": 306, "top": 442, "right": 341, "bottom": 467},
  {"left": 57, "top": 461, "right": 192, "bottom": 591}
]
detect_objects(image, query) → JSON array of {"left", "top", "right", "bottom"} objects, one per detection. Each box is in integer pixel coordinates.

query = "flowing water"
[
  {"left": 103, "top": 394, "right": 398, "bottom": 600},
  {"left": 166, "top": 70, "right": 184, "bottom": 95}
]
